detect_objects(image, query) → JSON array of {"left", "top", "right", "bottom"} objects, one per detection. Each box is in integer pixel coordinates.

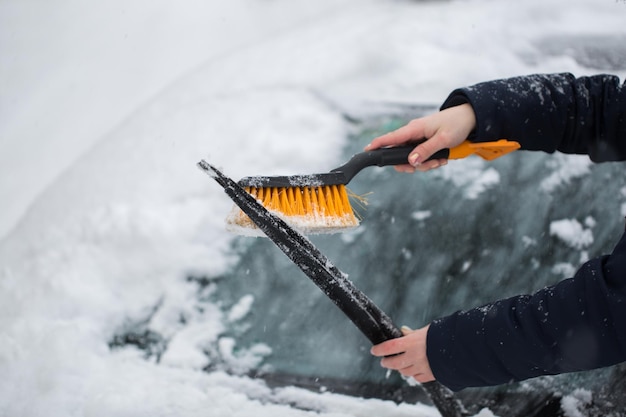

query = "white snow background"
[{"left": 2, "top": 0, "right": 626, "bottom": 416}]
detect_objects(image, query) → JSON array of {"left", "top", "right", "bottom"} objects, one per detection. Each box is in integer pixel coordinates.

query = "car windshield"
[{"left": 177, "top": 108, "right": 625, "bottom": 415}]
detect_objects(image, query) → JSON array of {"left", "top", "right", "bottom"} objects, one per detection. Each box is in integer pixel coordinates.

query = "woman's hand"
[
  {"left": 370, "top": 325, "right": 435, "bottom": 383},
  {"left": 364, "top": 103, "right": 477, "bottom": 173}
]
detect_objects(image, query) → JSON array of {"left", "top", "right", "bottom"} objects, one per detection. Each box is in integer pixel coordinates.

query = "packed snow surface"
[{"left": 2, "top": 0, "right": 626, "bottom": 416}]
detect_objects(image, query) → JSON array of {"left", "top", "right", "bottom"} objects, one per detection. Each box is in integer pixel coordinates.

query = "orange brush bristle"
[{"left": 226, "top": 184, "right": 360, "bottom": 235}]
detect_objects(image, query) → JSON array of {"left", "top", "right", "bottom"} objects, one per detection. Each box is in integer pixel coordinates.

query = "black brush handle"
[{"left": 332, "top": 141, "right": 450, "bottom": 184}]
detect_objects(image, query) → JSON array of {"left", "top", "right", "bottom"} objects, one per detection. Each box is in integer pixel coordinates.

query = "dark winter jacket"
[{"left": 427, "top": 73, "right": 626, "bottom": 391}]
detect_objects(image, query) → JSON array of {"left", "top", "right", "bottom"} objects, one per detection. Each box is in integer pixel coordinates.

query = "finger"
[
  {"left": 413, "top": 372, "right": 436, "bottom": 383},
  {"left": 392, "top": 362, "right": 435, "bottom": 381},
  {"left": 380, "top": 354, "right": 412, "bottom": 370},
  {"left": 395, "top": 362, "right": 433, "bottom": 379},
  {"left": 398, "top": 364, "right": 422, "bottom": 377},
  {"left": 396, "top": 158, "right": 448, "bottom": 173},
  {"left": 408, "top": 130, "right": 455, "bottom": 166},
  {"left": 394, "top": 165, "right": 416, "bottom": 174},
  {"left": 366, "top": 127, "right": 416, "bottom": 150},
  {"left": 370, "top": 338, "right": 406, "bottom": 357},
  {"left": 413, "top": 158, "right": 448, "bottom": 172},
  {"left": 365, "top": 120, "right": 425, "bottom": 151}
]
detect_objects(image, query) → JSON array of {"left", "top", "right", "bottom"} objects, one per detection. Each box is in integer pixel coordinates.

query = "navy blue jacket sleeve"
[
  {"left": 427, "top": 73, "right": 626, "bottom": 392},
  {"left": 440, "top": 73, "right": 626, "bottom": 161},
  {"left": 428, "top": 231, "right": 626, "bottom": 391}
]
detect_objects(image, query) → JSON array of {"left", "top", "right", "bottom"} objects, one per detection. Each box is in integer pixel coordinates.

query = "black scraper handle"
[{"left": 197, "top": 160, "right": 469, "bottom": 417}]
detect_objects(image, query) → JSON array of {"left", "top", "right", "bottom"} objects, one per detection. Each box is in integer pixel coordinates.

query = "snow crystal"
[
  {"left": 160, "top": 321, "right": 221, "bottom": 369},
  {"left": 434, "top": 159, "right": 501, "bottom": 200},
  {"left": 551, "top": 262, "right": 577, "bottom": 278},
  {"left": 579, "top": 250, "right": 590, "bottom": 264},
  {"left": 411, "top": 210, "right": 432, "bottom": 221},
  {"left": 218, "top": 337, "right": 273, "bottom": 375},
  {"left": 465, "top": 168, "right": 501, "bottom": 200},
  {"left": 540, "top": 154, "right": 592, "bottom": 192},
  {"left": 228, "top": 295, "right": 255, "bottom": 322},
  {"left": 522, "top": 235, "right": 537, "bottom": 248},
  {"left": 549, "top": 218, "right": 594, "bottom": 249},
  {"left": 561, "top": 388, "right": 593, "bottom": 417}
]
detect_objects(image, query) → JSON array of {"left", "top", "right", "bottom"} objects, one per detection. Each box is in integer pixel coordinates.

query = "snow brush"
[
  {"left": 227, "top": 139, "right": 519, "bottom": 235},
  {"left": 197, "top": 160, "right": 469, "bottom": 417}
]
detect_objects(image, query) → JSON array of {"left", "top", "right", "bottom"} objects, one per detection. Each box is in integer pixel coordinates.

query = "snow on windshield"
[{"left": 1, "top": 0, "right": 626, "bottom": 416}]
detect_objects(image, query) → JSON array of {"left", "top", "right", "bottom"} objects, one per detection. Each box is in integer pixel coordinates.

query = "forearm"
[
  {"left": 369, "top": 73, "right": 626, "bottom": 389},
  {"left": 441, "top": 73, "right": 626, "bottom": 161},
  {"left": 427, "top": 230, "right": 626, "bottom": 392}
]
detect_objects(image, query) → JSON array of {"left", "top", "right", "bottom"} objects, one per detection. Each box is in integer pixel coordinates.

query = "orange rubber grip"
[{"left": 448, "top": 139, "right": 520, "bottom": 161}]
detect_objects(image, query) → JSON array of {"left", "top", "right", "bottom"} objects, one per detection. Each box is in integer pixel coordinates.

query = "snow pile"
[
  {"left": 549, "top": 218, "right": 594, "bottom": 250},
  {"left": 472, "top": 409, "right": 501, "bottom": 417},
  {"left": 540, "top": 154, "right": 592, "bottom": 193},
  {"left": 560, "top": 388, "right": 593, "bottom": 417},
  {"left": 434, "top": 159, "right": 501, "bottom": 200}
]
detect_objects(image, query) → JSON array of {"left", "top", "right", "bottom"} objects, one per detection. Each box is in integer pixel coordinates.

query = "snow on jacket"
[{"left": 427, "top": 73, "right": 626, "bottom": 391}]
